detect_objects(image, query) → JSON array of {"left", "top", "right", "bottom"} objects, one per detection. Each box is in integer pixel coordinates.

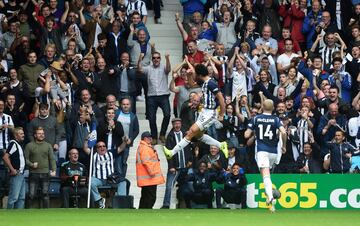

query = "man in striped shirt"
[
  {"left": 164, "top": 64, "right": 229, "bottom": 159},
  {"left": 0, "top": 99, "right": 14, "bottom": 152},
  {"left": 2, "top": 127, "right": 25, "bottom": 209},
  {"left": 90, "top": 141, "right": 126, "bottom": 208}
]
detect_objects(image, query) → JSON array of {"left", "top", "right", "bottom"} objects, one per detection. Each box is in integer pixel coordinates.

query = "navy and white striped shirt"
[
  {"left": 0, "top": 113, "right": 13, "bottom": 150},
  {"left": 202, "top": 78, "right": 219, "bottom": 109},
  {"left": 125, "top": 0, "right": 147, "bottom": 17},
  {"left": 6, "top": 140, "right": 25, "bottom": 173},
  {"left": 92, "top": 152, "right": 114, "bottom": 180}
]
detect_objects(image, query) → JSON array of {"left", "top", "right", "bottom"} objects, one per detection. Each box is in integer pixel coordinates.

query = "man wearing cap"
[
  {"left": 136, "top": 131, "right": 165, "bottom": 208},
  {"left": 161, "top": 118, "right": 193, "bottom": 209}
]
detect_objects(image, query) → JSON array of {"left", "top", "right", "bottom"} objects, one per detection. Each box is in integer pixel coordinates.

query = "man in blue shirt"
[{"left": 245, "top": 99, "right": 287, "bottom": 212}]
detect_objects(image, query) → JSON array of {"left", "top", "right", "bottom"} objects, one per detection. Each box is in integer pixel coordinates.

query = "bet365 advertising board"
[{"left": 246, "top": 174, "right": 360, "bottom": 209}]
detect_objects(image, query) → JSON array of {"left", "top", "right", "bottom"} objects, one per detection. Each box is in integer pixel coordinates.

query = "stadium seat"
[
  {"left": 112, "top": 195, "right": 134, "bottom": 208},
  {"left": 97, "top": 179, "right": 131, "bottom": 208},
  {"left": 0, "top": 166, "right": 8, "bottom": 202}
]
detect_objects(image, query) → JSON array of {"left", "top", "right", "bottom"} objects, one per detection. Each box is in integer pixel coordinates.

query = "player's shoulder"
[
  {"left": 207, "top": 78, "right": 219, "bottom": 90},
  {"left": 207, "top": 78, "right": 218, "bottom": 86}
]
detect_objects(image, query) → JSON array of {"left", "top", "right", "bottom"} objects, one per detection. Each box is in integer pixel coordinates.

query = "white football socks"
[
  {"left": 263, "top": 175, "right": 273, "bottom": 201},
  {"left": 172, "top": 138, "right": 190, "bottom": 155},
  {"left": 199, "top": 134, "right": 221, "bottom": 148}
]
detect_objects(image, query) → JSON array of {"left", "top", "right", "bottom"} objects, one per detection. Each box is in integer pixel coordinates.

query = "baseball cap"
[
  {"left": 141, "top": 131, "right": 152, "bottom": 139},
  {"left": 228, "top": 141, "right": 236, "bottom": 149},
  {"left": 118, "top": 5, "right": 126, "bottom": 12},
  {"left": 171, "top": 118, "right": 181, "bottom": 123}
]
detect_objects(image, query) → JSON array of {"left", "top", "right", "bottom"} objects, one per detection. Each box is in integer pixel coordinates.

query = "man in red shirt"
[{"left": 185, "top": 40, "right": 204, "bottom": 66}]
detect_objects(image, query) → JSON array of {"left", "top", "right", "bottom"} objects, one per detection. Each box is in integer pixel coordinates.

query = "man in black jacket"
[
  {"left": 106, "top": 21, "right": 130, "bottom": 67},
  {"left": 117, "top": 52, "right": 138, "bottom": 113},
  {"left": 60, "top": 149, "right": 88, "bottom": 208},
  {"left": 184, "top": 161, "right": 218, "bottom": 208},
  {"left": 161, "top": 118, "right": 193, "bottom": 209},
  {"left": 216, "top": 163, "right": 247, "bottom": 209},
  {"left": 323, "top": 130, "right": 358, "bottom": 173}
]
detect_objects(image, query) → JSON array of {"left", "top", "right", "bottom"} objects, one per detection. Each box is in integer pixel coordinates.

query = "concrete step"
[{"left": 126, "top": 0, "right": 183, "bottom": 209}]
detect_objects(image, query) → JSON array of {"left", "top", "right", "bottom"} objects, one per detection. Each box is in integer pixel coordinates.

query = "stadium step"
[{"left": 126, "top": 0, "right": 183, "bottom": 209}]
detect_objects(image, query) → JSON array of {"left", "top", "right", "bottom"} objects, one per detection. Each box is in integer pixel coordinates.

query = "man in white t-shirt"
[{"left": 276, "top": 38, "right": 299, "bottom": 74}]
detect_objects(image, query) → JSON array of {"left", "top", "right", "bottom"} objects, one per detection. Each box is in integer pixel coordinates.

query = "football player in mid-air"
[
  {"left": 244, "top": 99, "right": 287, "bottom": 212},
  {"left": 163, "top": 64, "right": 228, "bottom": 159}
]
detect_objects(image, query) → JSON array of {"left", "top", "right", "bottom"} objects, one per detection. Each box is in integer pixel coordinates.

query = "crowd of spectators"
[{"left": 0, "top": 0, "right": 359, "bottom": 209}]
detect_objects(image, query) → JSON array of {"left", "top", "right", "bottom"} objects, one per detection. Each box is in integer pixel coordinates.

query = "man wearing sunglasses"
[{"left": 137, "top": 52, "right": 171, "bottom": 145}]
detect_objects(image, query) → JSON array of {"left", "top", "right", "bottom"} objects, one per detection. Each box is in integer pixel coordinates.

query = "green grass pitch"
[{"left": 1, "top": 209, "right": 359, "bottom": 226}]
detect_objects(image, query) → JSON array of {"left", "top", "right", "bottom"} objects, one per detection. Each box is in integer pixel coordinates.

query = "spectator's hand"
[
  {"left": 302, "top": 165, "right": 309, "bottom": 173},
  {"left": 236, "top": 2, "right": 241, "bottom": 10},
  {"left": 308, "top": 111, "right": 314, "bottom": 117},
  {"left": 281, "top": 146, "right": 286, "bottom": 154},
  {"left": 175, "top": 12, "right": 180, "bottom": 21},
  {"left": 234, "top": 46, "right": 240, "bottom": 54},
  {"left": 139, "top": 53, "right": 145, "bottom": 61},
  {"left": 19, "top": 103, "right": 24, "bottom": 112},
  {"left": 50, "top": 170, "right": 56, "bottom": 177},
  {"left": 32, "top": 162, "right": 38, "bottom": 169},
  {"left": 349, "top": 18, "right": 356, "bottom": 25},
  {"left": 255, "top": 74, "right": 260, "bottom": 82},
  {"left": 218, "top": 114, "right": 224, "bottom": 122},
  {"left": 64, "top": 1, "right": 69, "bottom": 11},
  {"left": 9, "top": 169, "right": 17, "bottom": 176},
  {"left": 328, "top": 119, "right": 336, "bottom": 126},
  {"left": 236, "top": 92, "right": 241, "bottom": 102},
  {"left": 150, "top": 42, "right": 155, "bottom": 49},
  {"left": 0, "top": 15, "right": 6, "bottom": 22},
  {"left": 316, "top": 34, "right": 323, "bottom": 42},
  {"left": 130, "top": 23, "right": 135, "bottom": 32},
  {"left": 53, "top": 144, "right": 59, "bottom": 150},
  {"left": 87, "top": 104, "right": 93, "bottom": 115},
  {"left": 165, "top": 53, "right": 170, "bottom": 59},
  {"left": 303, "top": 51, "right": 308, "bottom": 59},
  {"left": 308, "top": 131, "right": 314, "bottom": 143},
  {"left": 79, "top": 6, "right": 84, "bottom": 13},
  {"left": 85, "top": 76, "right": 93, "bottom": 84},
  {"left": 108, "top": 119, "right": 115, "bottom": 128},
  {"left": 345, "top": 153, "right": 352, "bottom": 159},
  {"left": 169, "top": 168, "right": 176, "bottom": 173},
  {"left": 207, "top": 162, "right": 212, "bottom": 169},
  {"left": 194, "top": 146, "right": 199, "bottom": 157},
  {"left": 172, "top": 71, "right": 178, "bottom": 79},
  {"left": 109, "top": 68, "right": 115, "bottom": 74},
  {"left": 125, "top": 137, "right": 131, "bottom": 145},
  {"left": 334, "top": 33, "right": 340, "bottom": 41},
  {"left": 301, "top": 111, "right": 308, "bottom": 119}
]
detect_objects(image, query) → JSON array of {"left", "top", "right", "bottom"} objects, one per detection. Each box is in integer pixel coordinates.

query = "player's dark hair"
[{"left": 195, "top": 64, "right": 209, "bottom": 77}]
